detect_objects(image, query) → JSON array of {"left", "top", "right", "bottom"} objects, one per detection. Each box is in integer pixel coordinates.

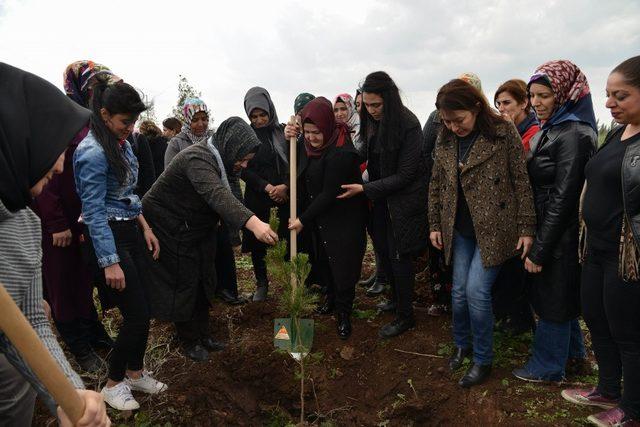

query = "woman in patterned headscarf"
[
  {"left": 164, "top": 97, "right": 213, "bottom": 167},
  {"left": 63, "top": 60, "right": 121, "bottom": 108},
  {"left": 512, "top": 60, "right": 597, "bottom": 384},
  {"left": 333, "top": 93, "right": 362, "bottom": 151}
]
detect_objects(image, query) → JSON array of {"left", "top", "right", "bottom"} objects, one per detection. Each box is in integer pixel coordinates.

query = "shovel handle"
[{"left": 0, "top": 283, "right": 85, "bottom": 424}]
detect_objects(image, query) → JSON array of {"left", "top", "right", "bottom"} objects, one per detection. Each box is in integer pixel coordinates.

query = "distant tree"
[
  {"left": 172, "top": 75, "right": 201, "bottom": 122},
  {"left": 597, "top": 118, "right": 616, "bottom": 146}
]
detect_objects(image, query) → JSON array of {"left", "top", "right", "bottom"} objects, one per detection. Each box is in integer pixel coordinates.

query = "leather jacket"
[{"left": 526, "top": 121, "right": 596, "bottom": 265}]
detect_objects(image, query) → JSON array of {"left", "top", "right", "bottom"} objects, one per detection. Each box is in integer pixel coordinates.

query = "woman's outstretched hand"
[{"left": 246, "top": 215, "right": 279, "bottom": 245}]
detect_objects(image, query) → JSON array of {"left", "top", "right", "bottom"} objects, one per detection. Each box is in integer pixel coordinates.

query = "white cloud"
[{"left": 1, "top": 0, "right": 638, "bottom": 126}]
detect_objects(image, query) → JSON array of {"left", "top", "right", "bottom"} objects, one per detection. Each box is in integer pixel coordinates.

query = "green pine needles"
[{"left": 266, "top": 209, "right": 318, "bottom": 319}]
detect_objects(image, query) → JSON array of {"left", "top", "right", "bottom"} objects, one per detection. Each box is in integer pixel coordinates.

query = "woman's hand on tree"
[
  {"left": 288, "top": 218, "right": 304, "bottom": 233},
  {"left": 516, "top": 236, "right": 534, "bottom": 259},
  {"left": 337, "top": 183, "right": 364, "bottom": 199},
  {"left": 246, "top": 215, "right": 279, "bottom": 245},
  {"left": 104, "top": 263, "right": 126, "bottom": 290},
  {"left": 430, "top": 231, "right": 443, "bottom": 250}
]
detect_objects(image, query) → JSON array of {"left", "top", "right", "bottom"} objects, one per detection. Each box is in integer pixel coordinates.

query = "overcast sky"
[{"left": 1, "top": 0, "right": 638, "bottom": 128}]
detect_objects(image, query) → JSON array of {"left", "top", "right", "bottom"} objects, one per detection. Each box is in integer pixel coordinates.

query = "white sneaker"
[
  {"left": 101, "top": 382, "right": 140, "bottom": 411},
  {"left": 125, "top": 371, "right": 168, "bottom": 394}
]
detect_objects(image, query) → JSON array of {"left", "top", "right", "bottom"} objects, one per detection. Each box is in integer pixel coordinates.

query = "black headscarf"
[
  {"left": 212, "top": 117, "right": 261, "bottom": 172},
  {"left": 0, "top": 63, "right": 91, "bottom": 211},
  {"left": 243, "top": 86, "right": 288, "bottom": 167}
]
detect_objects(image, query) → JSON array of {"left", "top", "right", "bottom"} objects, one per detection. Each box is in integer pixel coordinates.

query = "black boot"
[
  {"left": 449, "top": 347, "right": 472, "bottom": 371},
  {"left": 458, "top": 363, "right": 492, "bottom": 388},
  {"left": 376, "top": 299, "right": 396, "bottom": 312},
  {"left": 337, "top": 313, "right": 352, "bottom": 339},
  {"left": 217, "top": 288, "right": 244, "bottom": 305},
  {"left": 378, "top": 316, "right": 415, "bottom": 338},
  {"left": 253, "top": 283, "right": 268, "bottom": 302},
  {"left": 366, "top": 279, "right": 387, "bottom": 296},
  {"left": 357, "top": 270, "right": 376, "bottom": 287},
  {"left": 75, "top": 349, "right": 104, "bottom": 373}
]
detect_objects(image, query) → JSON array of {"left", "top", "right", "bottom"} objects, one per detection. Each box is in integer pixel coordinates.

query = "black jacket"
[
  {"left": 363, "top": 107, "right": 428, "bottom": 255},
  {"left": 298, "top": 142, "right": 368, "bottom": 290},
  {"left": 526, "top": 121, "right": 596, "bottom": 322},
  {"left": 128, "top": 132, "right": 156, "bottom": 197},
  {"left": 142, "top": 143, "right": 254, "bottom": 321},
  {"left": 146, "top": 134, "right": 168, "bottom": 179}
]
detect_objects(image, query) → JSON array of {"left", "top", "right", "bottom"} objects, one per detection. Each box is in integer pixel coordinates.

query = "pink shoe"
[
  {"left": 587, "top": 407, "right": 640, "bottom": 427},
  {"left": 561, "top": 387, "right": 620, "bottom": 409}
]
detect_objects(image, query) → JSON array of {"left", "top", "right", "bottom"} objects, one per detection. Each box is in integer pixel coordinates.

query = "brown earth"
[{"left": 34, "top": 249, "right": 597, "bottom": 426}]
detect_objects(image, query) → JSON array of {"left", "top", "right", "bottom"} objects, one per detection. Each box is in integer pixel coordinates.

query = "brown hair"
[
  {"left": 494, "top": 79, "right": 531, "bottom": 114},
  {"left": 162, "top": 117, "right": 182, "bottom": 133},
  {"left": 612, "top": 55, "right": 640, "bottom": 89},
  {"left": 436, "top": 79, "right": 504, "bottom": 139},
  {"left": 139, "top": 120, "right": 162, "bottom": 138}
]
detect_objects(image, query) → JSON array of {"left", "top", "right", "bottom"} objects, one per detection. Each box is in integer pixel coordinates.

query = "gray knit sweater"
[{"left": 0, "top": 200, "right": 84, "bottom": 401}]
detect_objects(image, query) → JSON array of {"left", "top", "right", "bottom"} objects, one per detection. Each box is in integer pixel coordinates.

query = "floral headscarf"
[
  {"left": 333, "top": 93, "right": 362, "bottom": 150},
  {"left": 528, "top": 60, "right": 597, "bottom": 131},
  {"left": 63, "top": 60, "right": 121, "bottom": 107},
  {"left": 181, "top": 97, "right": 212, "bottom": 144}
]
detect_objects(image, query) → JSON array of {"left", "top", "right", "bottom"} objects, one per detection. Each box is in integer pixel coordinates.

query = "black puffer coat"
[
  {"left": 362, "top": 107, "right": 428, "bottom": 255},
  {"left": 527, "top": 121, "right": 596, "bottom": 322}
]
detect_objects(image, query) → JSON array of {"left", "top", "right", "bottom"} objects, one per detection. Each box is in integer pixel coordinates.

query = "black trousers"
[
  {"left": 582, "top": 244, "right": 640, "bottom": 420},
  {"left": 492, "top": 256, "right": 535, "bottom": 333},
  {"left": 371, "top": 203, "right": 414, "bottom": 319},
  {"left": 175, "top": 285, "right": 210, "bottom": 346},
  {"left": 314, "top": 232, "right": 355, "bottom": 314},
  {"left": 83, "top": 221, "right": 150, "bottom": 382},
  {"left": 215, "top": 222, "right": 239, "bottom": 297}
]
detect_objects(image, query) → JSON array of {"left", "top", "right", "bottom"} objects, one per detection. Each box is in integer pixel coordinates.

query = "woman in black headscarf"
[
  {"left": 142, "top": 117, "right": 278, "bottom": 361},
  {"left": 241, "top": 87, "right": 290, "bottom": 302},
  {"left": 0, "top": 62, "right": 109, "bottom": 427}
]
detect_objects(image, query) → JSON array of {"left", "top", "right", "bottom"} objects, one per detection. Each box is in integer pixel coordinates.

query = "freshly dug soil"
[{"left": 33, "top": 250, "right": 597, "bottom": 426}]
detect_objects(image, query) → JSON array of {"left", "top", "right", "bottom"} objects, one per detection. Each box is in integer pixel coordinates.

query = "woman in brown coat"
[{"left": 429, "top": 79, "right": 536, "bottom": 388}]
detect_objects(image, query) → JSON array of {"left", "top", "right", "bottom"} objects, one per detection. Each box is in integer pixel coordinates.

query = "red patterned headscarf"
[
  {"left": 529, "top": 60, "right": 590, "bottom": 106},
  {"left": 528, "top": 60, "right": 596, "bottom": 131},
  {"left": 300, "top": 97, "right": 348, "bottom": 158}
]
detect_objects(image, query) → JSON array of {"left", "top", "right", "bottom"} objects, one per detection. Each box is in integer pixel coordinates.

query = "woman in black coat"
[
  {"left": 339, "top": 71, "right": 428, "bottom": 339},
  {"left": 513, "top": 60, "right": 597, "bottom": 383},
  {"left": 142, "top": 117, "right": 278, "bottom": 361},
  {"left": 286, "top": 97, "right": 368, "bottom": 339},
  {"left": 241, "top": 87, "right": 290, "bottom": 302}
]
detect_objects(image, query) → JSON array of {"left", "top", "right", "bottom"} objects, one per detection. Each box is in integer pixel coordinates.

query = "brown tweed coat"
[{"left": 428, "top": 121, "right": 536, "bottom": 268}]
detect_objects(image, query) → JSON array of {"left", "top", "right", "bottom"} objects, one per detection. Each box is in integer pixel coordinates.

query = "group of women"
[{"left": 0, "top": 54, "right": 639, "bottom": 427}]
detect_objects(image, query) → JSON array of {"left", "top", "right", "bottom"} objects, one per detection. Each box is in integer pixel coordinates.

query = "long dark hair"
[
  {"left": 359, "top": 71, "right": 405, "bottom": 151},
  {"left": 436, "top": 79, "right": 504, "bottom": 140},
  {"left": 612, "top": 55, "right": 640, "bottom": 89},
  {"left": 90, "top": 82, "right": 147, "bottom": 184}
]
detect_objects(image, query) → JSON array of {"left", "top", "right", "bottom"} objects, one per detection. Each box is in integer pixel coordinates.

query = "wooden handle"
[
  {"left": 0, "top": 283, "right": 85, "bottom": 425},
  {"left": 289, "top": 115, "right": 298, "bottom": 264}
]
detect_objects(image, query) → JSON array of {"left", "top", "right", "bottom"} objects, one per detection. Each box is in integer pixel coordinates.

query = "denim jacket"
[{"left": 74, "top": 130, "right": 142, "bottom": 268}]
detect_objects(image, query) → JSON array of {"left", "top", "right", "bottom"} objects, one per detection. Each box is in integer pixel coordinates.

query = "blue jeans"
[
  {"left": 452, "top": 232, "right": 501, "bottom": 365},
  {"left": 524, "top": 318, "right": 585, "bottom": 381}
]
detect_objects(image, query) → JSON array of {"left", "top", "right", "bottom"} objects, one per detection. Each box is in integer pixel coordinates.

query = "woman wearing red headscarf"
[{"left": 286, "top": 97, "right": 368, "bottom": 339}]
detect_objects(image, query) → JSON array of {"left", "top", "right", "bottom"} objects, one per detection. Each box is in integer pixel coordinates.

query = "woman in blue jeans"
[
  {"left": 74, "top": 81, "right": 167, "bottom": 410},
  {"left": 429, "top": 79, "right": 536, "bottom": 388},
  {"left": 513, "top": 60, "right": 597, "bottom": 383}
]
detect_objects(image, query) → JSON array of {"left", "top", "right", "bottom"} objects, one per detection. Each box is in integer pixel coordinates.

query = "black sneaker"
[
  {"left": 184, "top": 344, "right": 209, "bottom": 362},
  {"left": 75, "top": 349, "right": 104, "bottom": 373},
  {"left": 378, "top": 317, "right": 415, "bottom": 339}
]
